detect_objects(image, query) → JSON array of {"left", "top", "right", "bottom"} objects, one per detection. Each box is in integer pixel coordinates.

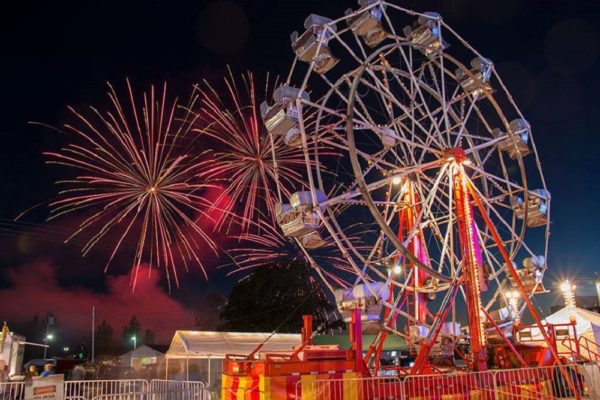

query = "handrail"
[
  {"left": 578, "top": 336, "right": 600, "bottom": 362},
  {"left": 560, "top": 336, "right": 579, "bottom": 359},
  {"left": 561, "top": 335, "right": 600, "bottom": 362}
]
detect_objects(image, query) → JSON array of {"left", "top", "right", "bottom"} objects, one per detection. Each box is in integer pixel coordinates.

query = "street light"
[
  {"left": 131, "top": 335, "right": 137, "bottom": 350},
  {"left": 43, "top": 333, "right": 54, "bottom": 359},
  {"left": 560, "top": 280, "right": 577, "bottom": 309},
  {"left": 560, "top": 280, "right": 577, "bottom": 323}
]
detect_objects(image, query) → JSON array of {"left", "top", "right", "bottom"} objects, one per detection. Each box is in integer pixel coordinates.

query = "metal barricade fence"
[
  {"left": 0, "top": 379, "right": 211, "bottom": 400},
  {"left": 2, "top": 364, "right": 600, "bottom": 399},
  {"left": 64, "top": 379, "right": 149, "bottom": 400},
  {"left": 92, "top": 388, "right": 211, "bottom": 400},
  {"left": 294, "top": 376, "right": 402, "bottom": 399},
  {"left": 577, "top": 363, "right": 600, "bottom": 399},
  {"left": 494, "top": 364, "right": 595, "bottom": 400},
  {"left": 0, "top": 382, "right": 24, "bottom": 400},
  {"left": 149, "top": 380, "right": 209, "bottom": 400},
  {"left": 403, "top": 370, "right": 496, "bottom": 400}
]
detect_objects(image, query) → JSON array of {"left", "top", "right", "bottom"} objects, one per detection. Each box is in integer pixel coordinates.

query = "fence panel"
[
  {"left": 149, "top": 380, "right": 209, "bottom": 400},
  {"left": 403, "top": 370, "right": 495, "bottom": 400},
  {"left": 64, "top": 379, "right": 149, "bottom": 400},
  {"left": 0, "top": 382, "right": 24, "bottom": 400},
  {"left": 493, "top": 364, "right": 597, "bottom": 400},
  {"left": 576, "top": 363, "right": 600, "bottom": 400},
  {"left": 294, "top": 376, "right": 402, "bottom": 400}
]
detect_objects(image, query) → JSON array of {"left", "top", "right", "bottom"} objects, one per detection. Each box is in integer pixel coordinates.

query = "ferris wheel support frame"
[
  {"left": 466, "top": 180, "right": 580, "bottom": 397},
  {"left": 452, "top": 160, "right": 487, "bottom": 371}
]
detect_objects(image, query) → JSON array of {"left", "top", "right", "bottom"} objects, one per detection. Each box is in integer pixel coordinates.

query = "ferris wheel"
[{"left": 261, "top": 0, "right": 551, "bottom": 372}]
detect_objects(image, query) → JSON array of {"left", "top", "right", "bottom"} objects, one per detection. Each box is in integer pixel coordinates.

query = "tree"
[
  {"left": 95, "top": 320, "right": 114, "bottom": 355},
  {"left": 23, "top": 314, "right": 44, "bottom": 360},
  {"left": 220, "top": 262, "right": 343, "bottom": 333},
  {"left": 122, "top": 315, "right": 141, "bottom": 346},
  {"left": 195, "top": 292, "right": 226, "bottom": 330},
  {"left": 143, "top": 329, "right": 155, "bottom": 345}
]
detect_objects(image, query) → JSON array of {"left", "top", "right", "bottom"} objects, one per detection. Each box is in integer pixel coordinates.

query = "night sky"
[{"left": 1, "top": 0, "right": 599, "bottom": 346}]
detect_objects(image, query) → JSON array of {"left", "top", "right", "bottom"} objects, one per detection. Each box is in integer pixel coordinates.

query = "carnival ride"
[{"left": 222, "top": 0, "right": 597, "bottom": 398}]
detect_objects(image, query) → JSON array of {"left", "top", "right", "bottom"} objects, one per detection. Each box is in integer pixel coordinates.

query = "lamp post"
[
  {"left": 560, "top": 280, "right": 576, "bottom": 308},
  {"left": 43, "top": 333, "right": 54, "bottom": 359},
  {"left": 560, "top": 280, "right": 577, "bottom": 323},
  {"left": 131, "top": 335, "right": 137, "bottom": 350}
]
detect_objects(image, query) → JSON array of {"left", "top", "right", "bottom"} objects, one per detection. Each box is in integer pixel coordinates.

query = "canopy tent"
[
  {"left": 120, "top": 344, "right": 165, "bottom": 369},
  {"left": 163, "top": 331, "right": 301, "bottom": 387},
  {"left": 526, "top": 306, "right": 600, "bottom": 356},
  {"left": 531, "top": 307, "right": 600, "bottom": 340}
]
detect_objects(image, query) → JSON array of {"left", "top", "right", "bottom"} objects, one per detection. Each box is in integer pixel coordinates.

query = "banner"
[{"left": 25, "top": 374, "right": 64, "bottom": 399}]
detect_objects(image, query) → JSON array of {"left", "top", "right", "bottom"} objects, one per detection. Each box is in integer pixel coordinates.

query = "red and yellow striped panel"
[{"left": 222, "top": 372, "right": 363, "bottom": 400}]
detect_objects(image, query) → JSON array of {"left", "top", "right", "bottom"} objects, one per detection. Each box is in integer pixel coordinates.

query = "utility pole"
[
  {"left": 43, "top": 313, "right": 54, "bottom": 359},
  {"left": 91, "top": 306, "right": 95, "bottom": 363}
]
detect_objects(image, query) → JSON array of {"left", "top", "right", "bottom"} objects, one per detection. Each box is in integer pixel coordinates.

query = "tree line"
[{"left": 20, "top": 262, "right": 343, "bottom": 359}]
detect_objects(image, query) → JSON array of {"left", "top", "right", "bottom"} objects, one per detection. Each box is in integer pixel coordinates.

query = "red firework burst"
[{"left": 45, "top": 80, "right": 219, "bottom": 289}]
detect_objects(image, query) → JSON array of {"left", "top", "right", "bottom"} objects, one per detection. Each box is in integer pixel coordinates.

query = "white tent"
[
  {"left": 120, "top": 344, "right": 165, "bottom": 369},
  {"left": 166, "top": 330, "right": 301, "bottom": 359},
  {"left": 527, "top": 307, "right": 600, "bottom": 355},
  {"left": 163, "top": 331, "right": 301, "bottom": 387}
]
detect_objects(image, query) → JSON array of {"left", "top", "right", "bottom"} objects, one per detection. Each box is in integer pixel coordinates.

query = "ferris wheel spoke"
[
  {"left": 425, "top": 58, "right": 452, "bottom": 145},
  {"left": 395, "top": 45, "right": 450, "bottom": 148},
  {"left": 383, "top": 66, "right": 450, "bottom": 152},
  {"left": 412, "top": 171, "right": 458, "bottom": 272},
  {"left": 451, "top": 93, "right": 480, "bottom": 147},
  {"left": 465, "top": 175, "right": 535, "bottom": 258},
  {"left": 399, "top": 165, "right": 449, "bottom": 253},
  {"left": 465, "top": 163, "right": 525, "bottom": 195},
  {"left": 321, "top": 162, "right": 440, "bottom": 209},
  {"left": 440, "top": 171, "right": 458, "bottom": 274},
  {"left": 356, "top": 71, "right": 447, "bottom": 154},
  {"left": 371, "top": 62, "right": 418, "bottom": 166}
]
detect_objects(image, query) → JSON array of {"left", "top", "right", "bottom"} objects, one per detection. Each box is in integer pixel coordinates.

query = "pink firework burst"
[
  {"left": 45, "top": 80, "right": 219, "bottom": 289},
  {"left": 193, "top": 70, "right": 310, "bottom": 232}
]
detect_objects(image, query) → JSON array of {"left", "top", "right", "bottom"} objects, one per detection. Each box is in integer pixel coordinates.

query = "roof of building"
[
  {"left": 165, "top": 331, "right": 302, "bottom": 359},
  {"left": 147, "top": 344, "right": 169, "bottom": 354},
  {"left": 120, "top": 344, "right": 166, "bottom": 359}
]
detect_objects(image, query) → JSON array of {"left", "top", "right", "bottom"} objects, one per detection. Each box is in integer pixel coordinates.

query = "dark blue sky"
[{"left": 0, "top": 0, "right": 599, "bottom": 329}]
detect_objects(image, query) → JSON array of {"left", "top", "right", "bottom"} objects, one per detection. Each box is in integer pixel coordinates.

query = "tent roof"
[
  {"left": 166, "top": 331, "right": 301, "bottom": 359},
  {"left": 543, "top": 306, "right": 600, "bottom": 332},
  {"left": 528, "top": 306, "right": 600, "bottom": 341},
  {"left": 120, "top": 344, "right": 165, "bottom": 359}
]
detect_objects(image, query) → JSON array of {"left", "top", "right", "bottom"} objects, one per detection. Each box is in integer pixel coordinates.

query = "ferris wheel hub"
[{"left": 445, "top": 147, "right": 467, "bottom": 164}]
